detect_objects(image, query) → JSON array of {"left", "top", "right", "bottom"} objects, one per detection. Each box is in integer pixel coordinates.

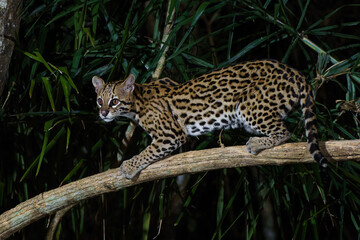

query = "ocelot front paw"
[
  {"left": 119, "top": 157, "right": 149, "bottom": 179},
  {"left": 246, "top": 137, "right": 266, "bottom": 155}
]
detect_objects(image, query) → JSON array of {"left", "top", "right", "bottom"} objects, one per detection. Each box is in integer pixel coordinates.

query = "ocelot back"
[{"left": 92, "top": 59, "right": 328, "bottom": 179}]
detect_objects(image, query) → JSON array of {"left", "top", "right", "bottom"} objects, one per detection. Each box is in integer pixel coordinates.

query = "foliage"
[{"left": 1, "top": 0, "right": 360, "bottom": 239}]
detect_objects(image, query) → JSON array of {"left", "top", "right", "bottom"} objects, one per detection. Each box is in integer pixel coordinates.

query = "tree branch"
[
  {"left": 0, "top": 140, "right": 359, "bottom": 239},
  {"left": 0, "top": 0, "right": 22, "bottom": 97}
]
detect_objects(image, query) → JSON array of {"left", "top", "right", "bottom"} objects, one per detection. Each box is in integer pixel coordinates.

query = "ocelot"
[{"left": 92, "top": 59, "right": 328, "bottom": 179}]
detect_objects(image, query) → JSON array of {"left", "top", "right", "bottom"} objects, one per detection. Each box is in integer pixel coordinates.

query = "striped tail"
[{"left": 300, "top": 84, "right": 328, "bottom": 168}]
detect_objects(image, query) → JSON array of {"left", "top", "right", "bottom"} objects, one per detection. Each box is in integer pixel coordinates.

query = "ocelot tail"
[{"left": 92, "top": 59, "right": 328, "bottom": 179}]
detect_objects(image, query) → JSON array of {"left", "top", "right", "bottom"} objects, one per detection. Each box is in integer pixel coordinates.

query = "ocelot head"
[{"left": 92, "top": 74, "right": 136, "bottom": 122}]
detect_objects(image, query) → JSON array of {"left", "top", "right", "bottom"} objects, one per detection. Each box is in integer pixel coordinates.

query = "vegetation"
[{"left": 1, "top": 0, "right": 359, "bottom": 239}]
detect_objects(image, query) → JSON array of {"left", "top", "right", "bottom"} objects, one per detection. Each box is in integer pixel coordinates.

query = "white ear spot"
[{"left": 92, "top": 76, "right": 105, "bottom": 94}]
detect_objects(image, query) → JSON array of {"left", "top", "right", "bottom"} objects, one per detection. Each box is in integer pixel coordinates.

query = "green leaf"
[
  {"left": 181, "top": 53, "right": 214, "bottom": 68},
  {"left": 66, "top": 127, "right": 71, "bottom": 152},
  {"left": 83, "top": 27, "right": 95, "bottom": 47},
  {"left": 60, "top": 75, "right": 71, "bottom": 112},
  {"left": 296, "top": 0, "right": 310, "bottom": 31},
  {"left": 174, "top": 2, "right": 211, "bottom": 53},
  {"left": 42, "top": 77, "right": 56, "bottom": 112},
  {"left": 220, "top": 30, "right": 281, "bottom": 67},
  {"left": 60, "top": 159, "right": 85, "bottom": 185},
  {"left": 59, "top": 66, "right": 79, "bottom": 94},
  {"left": 325, "top": 53, "right": 360, "bottom": 77},
  {"left": 21, "top": 126, "right": 66, "bottom": 181},
  {"left": 307, "top": 4, "right": 360, "bottom": 31},
  {"left": 29, "top": 79, "right": 36, "bottom": 99},
  {"left": 34, "top": 50, "right": 55, "bottom": 76},
  {"left": 71, "top": 48, "right": 83, "bottom": 76},
  {"left": 23, "top": 51, "right": 41, "bottom": 62},
  {"left": 36, "top": 119, "right": 55, "bottom": 176},
  {"left": 29, "top": 62, "right": 39, "bottom": 98}
]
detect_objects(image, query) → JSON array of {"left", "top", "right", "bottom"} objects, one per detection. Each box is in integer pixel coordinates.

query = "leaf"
[
  {"left": 36, "top": 119, "right": 55, "bottom": 176},
  {"left": 174, "top": 2, "right": 211, "bottom": 53},
  {"left": 296, "top": 0, "right": 310, "bottom": 31},
  {"left": 220, "top": 30, "right": 281, "bottom": 67},
  {"left": 60, "top": 75, "right": 71, "bottom": 112},
  {"left": 34, "top": 50, "right": 55, "bottom": 76},
  {"left": 325, "top": 53, "right": 360, "bottom": 77},
  {"left": 29, "top": 62, "right": 39, "bottom": 98},
  {"left": 181, "top": 53, "right": 214, "bottom": 68},
  {"left": 60, "top": 159, "right": 85, "bottom": 186},
  {"left": 59, "top": 66, "right": 79, "bottom": 94},
  {"left": 91, "top": 3, "right": 99, "bottom": 35},
  {"left": 83, "top": 27, "right": 95, "bottom": 47},
  {"left": 29, "top": 79, "right": 36, "bottom": 99},
  {"left": 42, "top": 77, "right": 56, "bottom": 112},
  {"left": 71, "top": 48, "right": 84, "bottom": 76},
  {"left": 66, "top": 127, "right": 71, "bottom": 152},
  {"left": 307, "top": 4, "right": 360, "bottom": 31}
]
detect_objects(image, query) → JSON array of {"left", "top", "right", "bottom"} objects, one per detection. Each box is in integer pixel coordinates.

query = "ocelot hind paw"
[{"left": 246, "top": 137, "right": 264, "bottom": 155}]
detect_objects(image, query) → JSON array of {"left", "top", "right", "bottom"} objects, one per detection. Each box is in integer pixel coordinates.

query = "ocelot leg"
[
  {"left": 246, "top": 120, "right": 291, "bottom": 154},
  {"left": 120, "top": 138, "right": 180, "bottom": 179},
  {"left": 120, "top": 110, "right": 187, "bottom": 179}
]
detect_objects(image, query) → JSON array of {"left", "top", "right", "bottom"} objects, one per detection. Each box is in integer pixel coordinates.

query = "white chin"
[{"left": 101, "top": 117, "right": 114, "bottom": 122}]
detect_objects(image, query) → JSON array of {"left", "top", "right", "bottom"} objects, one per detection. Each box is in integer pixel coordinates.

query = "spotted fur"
[{"left": 92, "top": 59, "right": 327, "bottom": 179}]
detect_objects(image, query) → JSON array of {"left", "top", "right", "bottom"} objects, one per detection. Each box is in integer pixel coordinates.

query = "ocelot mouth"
[{"left": 100, "top": 115, "right": 115, "bottom": 122}]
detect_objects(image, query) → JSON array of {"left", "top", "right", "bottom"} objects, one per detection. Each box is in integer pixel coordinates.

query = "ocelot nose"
[{"left": 101, "top": 110, "right": 109, "bottom": 117}]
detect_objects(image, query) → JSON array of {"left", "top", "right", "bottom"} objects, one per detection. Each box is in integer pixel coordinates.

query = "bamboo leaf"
[
  {"left": 60, "top": 75, "right": 71, "bottom": 112},
  {"left": 36, "top": 119, "right": 55, "bottom": 176},
  {"left": 66, "top": 127, "right": 71, "bottom": 152},
  {"left": 29, "top": 79, "right": 36, "bottom": 99},
  {"left": 174, "top": 2, "right": 211, "bottom": 53},
  {"left": 60, "top": 67, "right": 79, "bottom": 94},
  {"left": 34, "top": 50, "right": 55, "bottom": 75},
  {"left": 21, "top": 126, "right": 66, "bottom": 181},
  {"left": 60, "top": 159, "right": 85, "bottom": 186},
  {"left": 220, "top": 30, "right": 281, "bottom": 67},
  {"left": 83, "top": 27, "right": 95, "bottom": 47},
  {"left": 296, "top": 0, "right": 310, "bottom": 31},
  {"left": 42, "top": 77, "right": 56, "bottom": 112}
]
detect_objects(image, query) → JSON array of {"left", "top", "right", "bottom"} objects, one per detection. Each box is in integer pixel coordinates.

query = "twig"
[
  {"left": 152, "top": 0, "right": 176, "bottom": 80},
  {"left": 44, "top": 204, "right": 76, "bottom": 240}
]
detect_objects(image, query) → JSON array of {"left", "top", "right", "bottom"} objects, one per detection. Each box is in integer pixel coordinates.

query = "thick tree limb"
[
  {"left": 0, "top": 0, "right": 22, "bottom": 97},
  {"left": 1, "top": 140, "right": 360, "bottom": 239}
]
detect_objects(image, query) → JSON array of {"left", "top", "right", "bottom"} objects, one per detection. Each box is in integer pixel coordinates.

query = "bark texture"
[
  {"left": 0, "top": 0, "right": 22, "bottom": 97},
  {"left": 0, "top": 139, "right": 359, "bottom": 239}
]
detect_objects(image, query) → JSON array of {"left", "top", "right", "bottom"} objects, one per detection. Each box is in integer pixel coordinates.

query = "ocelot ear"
[
  {"left": 123, "top": 74, "right": 135, "bottom": 93},
  {"left": 92, "top": 76, "right": 105, "bottom": 94}
]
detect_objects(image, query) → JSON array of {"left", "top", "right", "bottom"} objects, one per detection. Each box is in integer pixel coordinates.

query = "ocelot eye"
[
  {"left": 97, "top": 98, "right": 103, "bottom": 106},
  {"left": 111, "top": 99, "right": 119, "bottom": 106}
]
